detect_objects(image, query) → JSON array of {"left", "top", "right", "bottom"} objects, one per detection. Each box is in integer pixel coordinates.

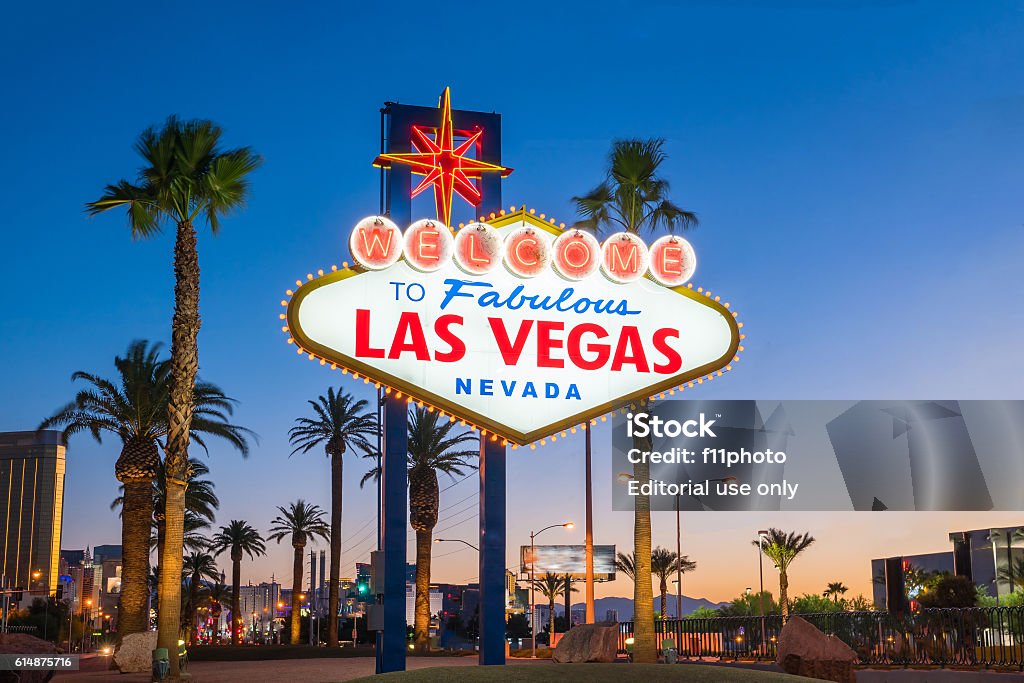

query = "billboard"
[{"left": 519, "top": 544, "right": 617, "bottom": 581}]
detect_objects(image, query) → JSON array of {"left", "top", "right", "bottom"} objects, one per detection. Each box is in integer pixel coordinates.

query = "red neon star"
[{"left": 373, "top": 87, "right": 512, "bottom": 227}]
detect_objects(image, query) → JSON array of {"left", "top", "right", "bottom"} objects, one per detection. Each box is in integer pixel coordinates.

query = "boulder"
[
  {"left": 0, "top": 633, "right": 61, "bottom": 683},
  {"left": 552, "top": 622, "right": 619, "bottom": 663},
  {"left": 113, "top": 631, "right": 158, "bottom": 673},
  {"left": 776, "top": 616, "right": 857, "bottom": 683}
]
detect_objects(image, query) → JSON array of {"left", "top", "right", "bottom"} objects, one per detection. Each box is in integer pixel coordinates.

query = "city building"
[
  {"left": 405, "top": 585, "right": 443, "bottom": 628},
  {"left": 0, "top": 431, "right": 67, "bottom": 596},
  {"left": 236, "top": 581, "right": 281, "bottom": 642},
  {"left": 94, "top": 545, "right": 121, "bottom": 630},
  {"left": 872, "top": 525, "right": 1024, "bottom": 609},
  {"left": 605, "top": 609, "right": 619, "bottom": 623}
]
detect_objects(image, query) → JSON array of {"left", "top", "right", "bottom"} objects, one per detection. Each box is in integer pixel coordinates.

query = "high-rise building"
[
  {"left": 871, "top": 525, "right": 1024, "bottom": 609},
  {"left": 0, "top": 431, "right": 66, "bottom": 595}
]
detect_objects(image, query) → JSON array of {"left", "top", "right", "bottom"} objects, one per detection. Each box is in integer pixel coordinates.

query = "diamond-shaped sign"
[{"left": 285, "top": 210, "right": 740, "bottom": 445}]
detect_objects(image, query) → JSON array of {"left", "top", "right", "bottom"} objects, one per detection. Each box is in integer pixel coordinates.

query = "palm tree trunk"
[
  {"left": 231, "top": 559, "right": 241, "bottom": 645},
  {"left": 188, "top": 575, "right": 199, "bottom": 644},
  {"left": 160, "top": 218, "right": 201, "bottom": 678},
  {"left": 155, "top": 513, "right": 166, "bottom": 586},
  {"left": 117, "top": 479, "right": 152, "bottom": 640},
  {"left": 779, "top": 571, "right": 790, "bottom": 621},
  {"left": 660, "top": 580, "right": 667, "bottom": 620},
  {"left": 632, "top": 427, "right": 656, "bottom": 663},
  {"left": 549, "top": 598, "right": 555, "bottom": 646},
  {"left": 328, "top": 450, "right": 343, "bottom": 647},
  {"left": 157, "top": 479, "right": 187, "bottom": 676},
  {"left": 414, "top": 529, "right": 432, "bottom": 652},
  {"left": 564, "top": 579, "right": 571, "bottom": 629},
  {"left": 291, "top": 545, "right": 304, "bottom": 644}
]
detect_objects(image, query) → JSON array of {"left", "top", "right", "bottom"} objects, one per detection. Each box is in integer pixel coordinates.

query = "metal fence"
[{"left": 616, "top": 607, "right": 1024, "bottom": 669}]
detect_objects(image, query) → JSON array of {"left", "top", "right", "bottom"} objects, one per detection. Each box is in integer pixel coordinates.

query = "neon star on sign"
[
  {"left": 284, "top": 209, "right": 742, "bottom": 445},
  {"left": 373, "top": 88, "right": 512, "bottom": 227}
]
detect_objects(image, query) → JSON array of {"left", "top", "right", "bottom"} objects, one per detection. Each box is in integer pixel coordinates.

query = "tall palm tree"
[
  {"left": 88, "top": 116, "right": 261, "bottom": 674},
  {"left": 268, "top": 500, "right": 330, "bottom": 644},
  {"left": 360, "top": 406, "right": 477, "bottom": 652},
  {"left": 182, "top": 550, "right": 220, "bottom": 644},
  {"left": 210, "top": 520, "right": 266, "bottom": 645},
  {"left": 573, "top": 139, "right": 697, "bottom": 663},
  {"left": 288, "top": 388, "right": 377, "bottom": 647},
  {"left": 205, "top": 582, "right": 229, "bottom": 644},
  {"left": 615, "top": 551, "right": 637, "bottom": 582},
  {"left": 40, "top": 340, "right": 248, "bottom": 641},
  {"left": 562, "top": 575, "right": 578, "bottom": 628},
  {"left": 531, "top": 573, "right": 564, "bottom": 646},
  {"left": 651, "top": 547, "right": 696, "bottom": 619},
  {"left": 753, "top": 528, "right": 816, "bottom": 620},
  {"left": 823, "top": 581, "right": 849, "bottom": 605},
  {"left": 116, "top": 457, "right": 222, "bottom": 596},
  {"left": 151, "top": 458, "right": 220, "bottom": 568}
]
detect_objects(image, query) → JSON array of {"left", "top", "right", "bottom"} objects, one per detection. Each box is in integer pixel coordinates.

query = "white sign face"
[{"left": 286, "top": 212, "right": 739, "bottom": 444}]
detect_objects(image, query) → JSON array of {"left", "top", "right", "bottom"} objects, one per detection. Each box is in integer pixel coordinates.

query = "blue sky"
[{"left": 1, "top": 1, "right": 1022, "bottom": 602}]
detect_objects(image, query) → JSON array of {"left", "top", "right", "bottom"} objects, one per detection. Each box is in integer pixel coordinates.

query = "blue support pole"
[
  {"left": 478, "top": 437, "right": 507, "bottom": 665},
  {"left": 380, "top": 394, "right": 407, "bottom": 672}
]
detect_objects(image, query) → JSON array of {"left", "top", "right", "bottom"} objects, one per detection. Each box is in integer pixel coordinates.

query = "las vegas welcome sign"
[{"left": 283, "top": 208, "right": 741, "bottom": 446}]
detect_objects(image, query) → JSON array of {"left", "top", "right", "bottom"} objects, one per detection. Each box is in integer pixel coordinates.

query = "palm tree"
[
  {"left": 651, "top": 547, "right": 696, "bottom": 619},
  {"left": 116, "top": 457, "right": 223, "bottom": 590},
  {"left": 210, "top": 520, "right": 266, "bottom": 645},
  {"left": 268, "top": 500, "right": 330, "bottom": 644},
  {"left": 562, "top": 575, "right": 578, "bottom": 629},
  {"left": 823, "top": 581, "right": 849, "bottom": 606},
  {"left": 531, "top": 573, "right": 564, "bottom": 646},
  {"left": 615, "top": 551, "right": 637, "bottom": 582},
  {"left": 288, "top": 388, "right": 377, "bottom": 647},
  {"left": 360, "top": 406, "right": 477, "bottom": 652},
  {"left": 182, "top": 550, "right": 220, "bottom": 644},
  {"left": 40, "top": 340, "right": 248, "bottom": 641},
  {"left": 205, "top": 582, "right": 229, "bottom": 644},
  {"left": 753, "top": 528, "right": 816, "bottom": 620},
  {"left": 88, "top": 116, "right": 261, "bottom": 673},
  {"left": 573, "top": 139, "right": 697, "bottom": 663}
]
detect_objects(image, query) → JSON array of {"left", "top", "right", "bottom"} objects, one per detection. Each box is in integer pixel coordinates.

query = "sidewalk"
[{"left": 56, "top": 656, "right": 550, "bottom": 682}]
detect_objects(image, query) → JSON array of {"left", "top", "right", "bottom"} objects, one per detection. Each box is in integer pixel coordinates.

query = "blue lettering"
[
  {"left": 523, "top": 382, "right": 538, "bottom": 398},
  {"left": 566, "top": 384, "right": 581, "bottom": 400},
  {"left": 440, "top": 280, "right": 639, "bottom": 317},
  {"left": 480, "top": 379, "right": 493, "bottom": 396},
  {"left": 501, "top": 380, "right": 516, "bottom": 397},
  {"left": 455, "top": 378, "right": 471, "bottom": 394},
  {"left": 545, "top": 383, "right": 559, "bottom": 398}
]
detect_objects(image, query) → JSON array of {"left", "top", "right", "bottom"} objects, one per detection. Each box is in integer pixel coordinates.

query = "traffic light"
[{"left": 356, "top": 580, "right": 369, "bottom": 596}]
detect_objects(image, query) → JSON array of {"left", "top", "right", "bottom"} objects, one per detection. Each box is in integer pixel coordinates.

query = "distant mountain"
[{"left": 552, "top": 595, "right": 727, "bottom": 621}]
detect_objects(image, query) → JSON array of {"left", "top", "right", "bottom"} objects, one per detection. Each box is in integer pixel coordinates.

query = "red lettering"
[
  {"left": 602, "top": 233, "right": 649, "bottom": 283},
  {"left": 488, "top": 318, "right": 534, "bottom": 365},
  {"left": 536, "top": 321, "right": 565, "bottom": 368},
  {"left": 652, "top": 328, "right": 683, "bottom": 373},
  {"left": 608, "top": 242, "right": 640, "bottom": 272},
  {"left": 433, "top": 314, "right": 465, "bottom": 362},
  {"left": 388, "top": 312, "right": 430, "bottom": 360},
  {"left": 358, "top": 226, "right": 394, "bottom": 259},
  {"left": 567, "top": 323, "right": 610, "bottom": 370},
  {"left": 355, "top": 309, "right": 384, "bottom": 358},
  {"left": 610, "top": 326, "right": 650, "bottom": 372}
]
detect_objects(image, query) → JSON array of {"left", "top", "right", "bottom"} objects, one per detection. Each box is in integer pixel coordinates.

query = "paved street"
[{"left": 57, "top": 655, "right": 550, "bottom": 682}]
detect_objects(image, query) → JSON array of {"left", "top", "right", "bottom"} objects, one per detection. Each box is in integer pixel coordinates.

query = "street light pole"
[
  {"left": 675, "top": 494, "right": 682, "bottom": 620},
  {"left": 757, "top": 530, "right": 768, "bottom": 656}
]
